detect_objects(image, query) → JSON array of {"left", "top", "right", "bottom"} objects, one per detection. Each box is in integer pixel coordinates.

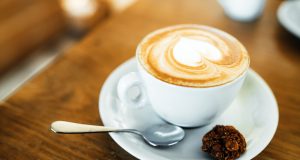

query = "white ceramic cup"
[
  {"left": 117, "top": 45, "right": 248, "bottom": 128},
  {"left": 218, "top": 0, "right": 266, "bottom": 22}
]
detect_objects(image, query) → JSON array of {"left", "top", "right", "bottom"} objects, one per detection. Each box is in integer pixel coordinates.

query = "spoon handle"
[{"left": 51, "top": 121, "right": 120, "bottom": 134}]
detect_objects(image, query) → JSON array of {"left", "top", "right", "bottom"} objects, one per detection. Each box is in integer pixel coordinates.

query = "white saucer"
[
  {"left": 99, "top": 58, "right": 278, "bottom": 160},
  {"left": 278, "top": 0, "right": 300, "bottom": 38}
]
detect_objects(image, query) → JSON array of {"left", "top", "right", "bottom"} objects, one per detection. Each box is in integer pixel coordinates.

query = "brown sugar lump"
[{"left": 202, "top": 125, "right": 246, "bottom": 160}]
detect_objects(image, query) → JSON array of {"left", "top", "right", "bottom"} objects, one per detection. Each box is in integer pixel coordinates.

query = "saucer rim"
[{"left": 99, "top": 58, "right": 279, "bottom": 160}]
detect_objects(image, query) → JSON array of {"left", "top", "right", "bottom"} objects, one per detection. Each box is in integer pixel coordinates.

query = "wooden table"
[
  {"left": 0, "top": 0, "right": 299, "bottom": 159},
  {"left": 0, "top": 0, "right": 65, "bottom": 74}
]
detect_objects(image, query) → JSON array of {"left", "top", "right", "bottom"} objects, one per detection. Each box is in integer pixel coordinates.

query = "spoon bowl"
[{"left": 141, "top": 124, "right": 185, "bottom": 147}]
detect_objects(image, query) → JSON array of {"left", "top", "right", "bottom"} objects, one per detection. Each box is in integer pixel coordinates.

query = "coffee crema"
[{"left": 138, "top": 25, "right": 250, "bottom": 87}]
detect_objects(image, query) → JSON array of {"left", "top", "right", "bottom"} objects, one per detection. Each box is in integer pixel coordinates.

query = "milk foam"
[
  {"left": 173, "top": 37, "right": 222, "bottom": 67},
  {"left": 138, "top": 25, "right": 249, "bottom": 87}
]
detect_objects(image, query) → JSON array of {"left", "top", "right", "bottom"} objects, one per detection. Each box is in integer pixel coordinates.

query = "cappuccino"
[{"left": 138, "top": 25, "right": 249, "bottom": 87}]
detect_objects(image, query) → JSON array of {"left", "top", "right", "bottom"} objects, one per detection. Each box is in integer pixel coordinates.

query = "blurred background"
[{"left": 0, "top": 0, "right": 136, "bottom": 100}]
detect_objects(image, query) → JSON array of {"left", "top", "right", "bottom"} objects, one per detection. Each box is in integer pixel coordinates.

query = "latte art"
[
  {"left": 138, "top": 25, "right": 249, "bottom": 87},
  {"left": 173, "top": 37, "right": 223, "bottom": 67}
]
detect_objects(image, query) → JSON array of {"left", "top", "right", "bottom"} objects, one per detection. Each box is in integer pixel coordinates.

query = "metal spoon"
[{"left": 51, "top": 121, "right": 185, "bottom": 147}]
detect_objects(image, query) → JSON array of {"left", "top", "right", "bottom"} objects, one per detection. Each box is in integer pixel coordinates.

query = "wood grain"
[{"left": 0, "top": 0, "right": 299, "bottom": 159}]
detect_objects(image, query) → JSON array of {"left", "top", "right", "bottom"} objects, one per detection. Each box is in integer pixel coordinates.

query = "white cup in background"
[{"left": 218, "top": 0, "right": 266, "bottom": 22}]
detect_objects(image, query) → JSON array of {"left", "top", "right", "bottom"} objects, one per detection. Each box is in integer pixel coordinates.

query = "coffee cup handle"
[{"left": 117, "top": 72, "right": 148, "bottom": 108}]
